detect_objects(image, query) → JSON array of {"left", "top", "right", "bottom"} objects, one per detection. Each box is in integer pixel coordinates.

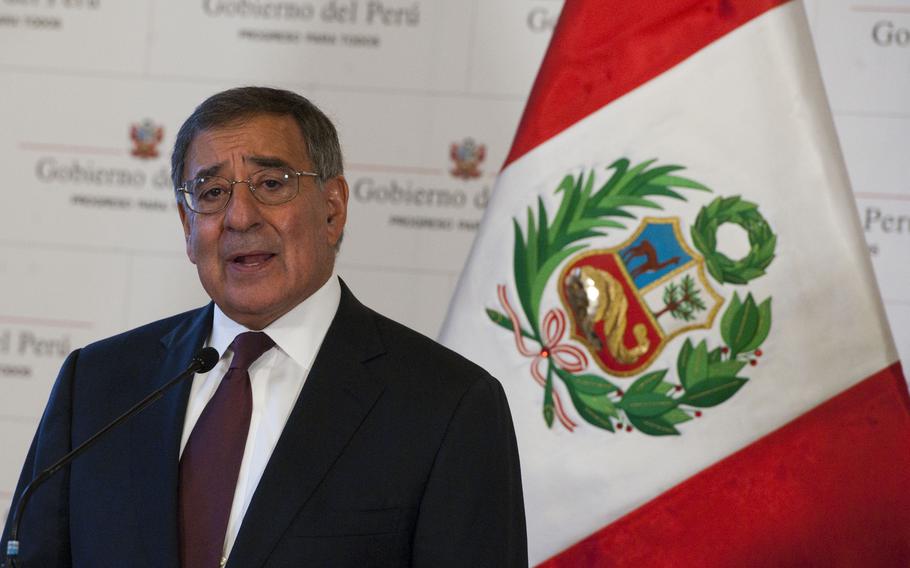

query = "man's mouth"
[{"left": 231, "top": 253, "right": 275, "bottom": 267}]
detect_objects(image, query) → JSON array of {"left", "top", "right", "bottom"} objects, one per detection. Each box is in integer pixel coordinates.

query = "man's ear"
[
  {"left": 322, "top": 176, "right": 349, "bottom": 246},
  {"left": 177, "top": 202, "right": 197, "bottom": 264}
]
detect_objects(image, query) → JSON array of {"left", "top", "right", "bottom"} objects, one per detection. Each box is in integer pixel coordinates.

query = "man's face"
[{"left": 178, "top": 113, "right": 348, "bottom": 330}]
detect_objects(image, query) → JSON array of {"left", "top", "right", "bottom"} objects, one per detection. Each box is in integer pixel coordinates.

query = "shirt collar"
[{"left": 209, "top": 274, "right": 342, "bottom": 370}]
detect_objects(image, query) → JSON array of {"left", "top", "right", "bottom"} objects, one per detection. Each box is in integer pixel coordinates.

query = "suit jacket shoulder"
[
  {"left": 369, "top": 302, "right": 501, "bottom": 399},
  {"left": 0, "top": 303, "right": 213, "bottom": 567}
]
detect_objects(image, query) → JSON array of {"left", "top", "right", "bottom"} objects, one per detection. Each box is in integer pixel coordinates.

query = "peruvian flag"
[{"left": 440, "top": 0, "right": 910, "bottom": 565}]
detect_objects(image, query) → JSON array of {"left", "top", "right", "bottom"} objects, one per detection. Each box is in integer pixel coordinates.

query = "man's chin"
[{"left": 217, "top": 295, "right": 288, "bottom": 330}]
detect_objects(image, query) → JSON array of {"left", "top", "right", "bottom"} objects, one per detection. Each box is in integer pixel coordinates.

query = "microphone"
[{"left": 4, "top": 346, "right": 220, "bottom": 568}]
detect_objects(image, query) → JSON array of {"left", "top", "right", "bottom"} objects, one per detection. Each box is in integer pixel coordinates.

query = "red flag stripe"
[
  {"left": 539, "top": 364, "right": 910, "bottom": 567},
  {"left": 505, "top": 0, "right": 789, "bottom": 168}
]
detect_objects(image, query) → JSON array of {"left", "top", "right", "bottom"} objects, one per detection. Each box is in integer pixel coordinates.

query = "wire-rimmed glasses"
[{"left": 177, "top": 167, "right": 319, "bottom": 214}]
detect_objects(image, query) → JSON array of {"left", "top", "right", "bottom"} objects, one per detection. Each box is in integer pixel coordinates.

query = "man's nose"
[{"left": 223, "top": 182, "right": 263, "bottom": 231}]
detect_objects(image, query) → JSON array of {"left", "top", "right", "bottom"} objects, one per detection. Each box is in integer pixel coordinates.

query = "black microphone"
[{"left": 4, "top": 346, "right": 220, "bottom": 568}]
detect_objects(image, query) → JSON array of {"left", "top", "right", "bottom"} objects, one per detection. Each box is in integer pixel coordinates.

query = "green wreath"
[{"left": 691, "top": 196, "right": 776, "bottom": 285}]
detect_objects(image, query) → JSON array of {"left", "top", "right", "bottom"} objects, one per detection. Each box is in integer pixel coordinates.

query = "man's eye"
[
  {"left": 258, "top": 177, "right": 287, "bottom": 191},
  {"left": 198, "top": 186, "right": 226, "bottom": 202}
]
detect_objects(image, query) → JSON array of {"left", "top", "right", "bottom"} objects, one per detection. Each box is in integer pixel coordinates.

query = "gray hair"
[{"left": 170, "top": 86, "right": 343, "bottom": 191}]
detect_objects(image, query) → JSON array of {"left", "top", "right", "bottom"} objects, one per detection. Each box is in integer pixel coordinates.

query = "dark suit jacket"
[{"left": 1, "top": 283, "right": 527, "bottom": 567}]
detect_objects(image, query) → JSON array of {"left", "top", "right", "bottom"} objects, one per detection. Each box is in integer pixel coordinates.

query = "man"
[{"left": 1, "top": 87, "right": 527, "bottom": 567}]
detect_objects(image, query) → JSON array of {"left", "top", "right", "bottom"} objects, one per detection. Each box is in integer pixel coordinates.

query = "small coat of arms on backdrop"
[{"left": 130, "top": 119, "right": 164, "bottom": 160}]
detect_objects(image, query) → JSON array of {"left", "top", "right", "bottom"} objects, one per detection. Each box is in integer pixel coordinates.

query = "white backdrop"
[{"left": 1, "top": 0, "right": 908, "bottom": 528}]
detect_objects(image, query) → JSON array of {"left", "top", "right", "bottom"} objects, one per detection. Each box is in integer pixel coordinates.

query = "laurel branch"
[
  {"left": 618, "top": 291, "right": 771, "bottom": 436},
  {"left": 691, "top": 196, "right": 776, "bottom": 285}
]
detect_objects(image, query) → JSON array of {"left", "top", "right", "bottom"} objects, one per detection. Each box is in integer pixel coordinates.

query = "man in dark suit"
[{"left": 1, "top": 87, "right": 527, "bottom": 567}]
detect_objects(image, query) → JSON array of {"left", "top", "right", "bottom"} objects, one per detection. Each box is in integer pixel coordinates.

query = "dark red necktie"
[{"left": 178, "top": 332, "right": 275, "bottom": 568}]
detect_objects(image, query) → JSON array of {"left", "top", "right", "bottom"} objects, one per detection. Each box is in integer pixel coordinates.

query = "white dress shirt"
[{"left": 178, "top": 275, "right": 341, "bottom": 563}]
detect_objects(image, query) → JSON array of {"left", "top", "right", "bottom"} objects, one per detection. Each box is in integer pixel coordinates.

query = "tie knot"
[{"left": 228, "top": 332, "right": 275, "bottom": 371}]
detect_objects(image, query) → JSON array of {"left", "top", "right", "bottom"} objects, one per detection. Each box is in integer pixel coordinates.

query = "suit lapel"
[
  {"left": 129, "top": 305, "right": 213, "bottom": 566},
  {"left": 227, "top": 284, "right": 387, "bottom": 568}
]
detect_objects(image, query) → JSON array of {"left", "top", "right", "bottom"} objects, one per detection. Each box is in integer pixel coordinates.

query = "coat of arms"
[
  {"left": 130, "top": 119, "right": 164, "bottom": 159},
  {"left": 487, "top": 159, "right": 776, "bottom": 436},
  {"left": 449, "top": 137, "right": 485, "bottom": 179}
]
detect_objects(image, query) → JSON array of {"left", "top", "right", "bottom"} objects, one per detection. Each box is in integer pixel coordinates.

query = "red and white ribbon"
[{"left": 497, "top": 285, "right": 589, "bottom": 431}]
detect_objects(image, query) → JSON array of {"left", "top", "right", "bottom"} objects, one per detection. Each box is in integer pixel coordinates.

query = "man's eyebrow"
[
  {"left": 247, "top": 156, "right": 294, "bottom": 169},
  {"left": 189, "top": 163, "right": 224, "bottom": 180},
  {"left": 187, "top": 156, "right": 296, "bottom": 182}
]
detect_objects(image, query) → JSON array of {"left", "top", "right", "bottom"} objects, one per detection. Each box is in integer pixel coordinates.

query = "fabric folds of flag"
[{"left": 440, "top": 0, "right": 910, "bottom": 566}]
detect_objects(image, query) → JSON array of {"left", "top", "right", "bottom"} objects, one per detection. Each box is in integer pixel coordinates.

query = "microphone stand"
[{"left": 4, "top": 347, "right": 219, "bottom": 568}]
